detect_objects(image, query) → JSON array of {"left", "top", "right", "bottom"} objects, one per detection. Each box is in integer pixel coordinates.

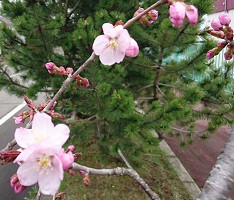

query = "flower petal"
[
  {"left": 17, "top": 161, "right": 39, "bottom": 186},
  {"left": 92, "top": 35, "right": 109, "bottom": 55},
  {"left": 38, "top": 156, "right": 63, "bottom": 195},
  {"left": 42, "top": 124, "right": 70, "bottom": 149},
  {"left": 117, "top": 29, "right": 131, "bottom": 52},
  {"left": 99, "top": 47, "right": 116, "bottom": 66},
  {"left": 15, "top": 128, "right": 34, "bottom": 148},
  {"left": 114, "top": 49, "right": 125, "bottom": 63},
  {"left": 32, "top": 113, "right": 54, "bottom": 138}
]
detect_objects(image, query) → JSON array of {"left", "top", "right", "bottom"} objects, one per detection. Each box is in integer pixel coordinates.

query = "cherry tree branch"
[{"left": 71, "top": 162, "right": 161, "bottom": 200}]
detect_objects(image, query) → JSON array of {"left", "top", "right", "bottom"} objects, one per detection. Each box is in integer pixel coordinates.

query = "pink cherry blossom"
[
  {"left": 15, "top": 144, "right": 64, "bottom": 195},
  {"left": 45, "top": 62, "right": 57, "bottom": 74},
  {"left": 134, "top": 8, "right": 158, "bottom": 26},
  {"left": 125, "top": 38, "right": 139, "bottom": 57},
  {"left": 211, "top": 19, "right": 222, "bottom": 31},
  {"left": 219, "top": 12, "right": 231, "bottom": 25},
  {"left": 185, "top": 5, "right": 198, "bottom": 25},
  {"left": 92, "top": 23, "right": 131, "bottom": 65},
  {"left": 14, "top": 113, "right": 69, "bottom": 150},
  {"left": 14, "top": 116, "right": 24, "bottom": 125},
  {"left": 169, "top": 2, "right": 186, "bottom": 27}
]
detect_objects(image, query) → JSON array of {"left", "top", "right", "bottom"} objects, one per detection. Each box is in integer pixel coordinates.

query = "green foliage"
[{"left": 0, "top": 0, "right": 233, "bottom": 166}]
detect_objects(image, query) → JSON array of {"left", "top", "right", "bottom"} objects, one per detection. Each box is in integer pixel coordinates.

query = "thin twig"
[{"left": 117, "top": 149, "right": 132, "bottom": 169}]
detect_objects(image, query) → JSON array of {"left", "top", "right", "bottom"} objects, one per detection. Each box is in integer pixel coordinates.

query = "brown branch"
[
  {"left": 123, "top": 0, "right": 167, "bottom": 29},
  {"left": 153, "top": 48, "right": 164, "bottom": 100}
]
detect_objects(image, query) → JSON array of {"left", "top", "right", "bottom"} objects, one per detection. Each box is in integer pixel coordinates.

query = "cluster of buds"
[
  {"left": 207, "top": 12, "right": 233, "bottom": 60},
  {"left": 134, "top": 8, "right": 158, "bottom": 26},
  {"left": 0, "top": 150, "right": 20, "bottom": 165},
  {"left": 75, "top": 75, "right": 90, "bottom": 87},
  {"left": 45, "top": 62, "right": 73, "bottom": 76},
  {"left": 45, "top": 62, "right": 90, "bottom": 87},
  {"left": 168, "top": 0, "right": 198, "bottom": 27},
  {"left": 14, "top": 96, "right": 65, "bottom": 125},
  {"left": 10, "top": 174, "right": 27, "bottom": 194}
]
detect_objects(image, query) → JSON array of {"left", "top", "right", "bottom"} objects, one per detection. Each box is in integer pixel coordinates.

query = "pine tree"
[{"left": 0, "top": 0, "right": 233, "bottom": 163}]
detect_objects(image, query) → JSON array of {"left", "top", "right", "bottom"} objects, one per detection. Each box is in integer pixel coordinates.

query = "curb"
[{"left": 152, "top": 131, "right": 201, "bottom": 200}]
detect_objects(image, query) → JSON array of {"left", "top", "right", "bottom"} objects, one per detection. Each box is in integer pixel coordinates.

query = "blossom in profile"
[
  {"left": 169, "top": 2, "right": 198, "bottom": 27},
  {"left": 211, "top": 19, "right": 222, "bottom": 31},
  {"left": 125, "top": 38, "right": 139, "bottom": 57},
  {"left": 93, "top": 23, "right": 137, "bottom": 65},
  {"left": 10, "top": 174, "right": 27, "bottom": 194}
]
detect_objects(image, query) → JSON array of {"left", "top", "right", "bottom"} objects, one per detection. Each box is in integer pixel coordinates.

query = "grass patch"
[{"left": 58, "top": 135, "right": 192, "bottom": 200}]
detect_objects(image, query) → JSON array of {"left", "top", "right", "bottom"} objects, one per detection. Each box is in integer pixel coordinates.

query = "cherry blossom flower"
[
  {"left": 92, "top": 23, "right": 133, "bottom": 66},
  {"left": 15, "top": 144, "right": 64, "bottom": 195},
  {"left": 14, "top": 113, "right": 71, "bottom": 195},
  {"left": 169, "top": 2, "right": 198, "bottom": 27},
  {"left": 14, "top": 113, "right": 69, "bottom": 149}
]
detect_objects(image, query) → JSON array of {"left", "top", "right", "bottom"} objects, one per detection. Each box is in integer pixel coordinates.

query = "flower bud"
[
  {"left": 185, "top": 4, "right": 198, "bottom": 25},
  {"left": 216, "top": 41, "right": 227, "bottom": 50},
  {"left": 206, "top": 30, "right": 225, "bottom": 39},
  {"left": 83, "top": 175, "right": 90, "bottom": 187},
  {"left": 125, "top": 38, "right": 139, "bottom": 57},
  {"left": 224, "top": 49, "right": 233, "bottom": 60},
  {"left": 169, "top": 2, "right": 186, "bottom": 27},
  {"left": 134, "top": 8, "right": 158, "bottom": 26},
  {"left": 206, "top": 49, "right": 215, "bottom": 60},
  {"left": 66, "top": 67, "right": 74, "bottom": 75},
  {"left": 58, "top": 151, "right": 74, "bottom": 170},
  {"left": 211, "top": 19, "right": 222, "bottom": 31},
  {"left": 10, "top": 174, "right": 27, "bottom": 194},
  {"left": 219, "top": 12, "right": 231, "bottom": 25},
  {"left": 57, "top": 66, "right": 67, "bottom": 76},
  {"left": 45, "top": 62, "right": 57, "bottom": 74},
  {"left": 0, "top": 150, "right": 21, "bottom": 165},
  {"left": 14, "top": 116, "right": 24, "bottom": 125}
]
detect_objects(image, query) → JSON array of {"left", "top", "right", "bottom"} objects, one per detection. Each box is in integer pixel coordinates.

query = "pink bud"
[
  {"left": 169, "top": 2, "right": 186, "bottom": 27},
  {"left": 206, "top": 50, "right": 215, "bottom": 60},
  {"left": 219, "top": 12, "right": 231, "bottom": 25},
  {"left": 134, "top": 8, "right": 158, "bottom": 26},
  {"left": 78, "top": 170, "right": 86, "bottom": 175},
  {"left": 68, "top": 145, "right": 75, "bottom": 152},
  {"left": 125, "top": 38, "right": 139, "bottom": 57},
  {"left": 224, "top": 50, "right": 233, "bottom": 60},
  {"left": 83, "top": 78, "right": 90, "bottom": 87},
  {"left": 45, "top": 62, "right": 57, "bottom": 74},
  {"left": 45, "top": 62, "right": 56, "bottom": 70},
  {"left": 58, "top": 151, "right": 74, "bottom": 170},
  {"left": 66, "top": 67, "right": 74, "bottom": 75},
  {"left": 185, "top": 4, "right": 198, "bottom": 25},
  {"left": 57, "top": 66, "right": 67, "bottom": 76},
  {"left": 10, "top": 174, "right": 27, "bottom": 194},
  {"left": 211, "top": 19, "right": 222, "bottom": 31},
  {"left": 14, "top": 116, "right": 24, "bottom": 125}
]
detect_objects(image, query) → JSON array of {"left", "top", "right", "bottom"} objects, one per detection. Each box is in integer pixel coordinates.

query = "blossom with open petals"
[
  {"left": 93, "top": 23, "right": 134, "bottom": 66},
  {"left": 14, "top": 113, "right": 69, "bottom": 150},
  {"left": 15, "top": 144, "right": 64, "bottom": 195},
  {"left": 14, "top": 113, "right": 70, "bottom": 195}
]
